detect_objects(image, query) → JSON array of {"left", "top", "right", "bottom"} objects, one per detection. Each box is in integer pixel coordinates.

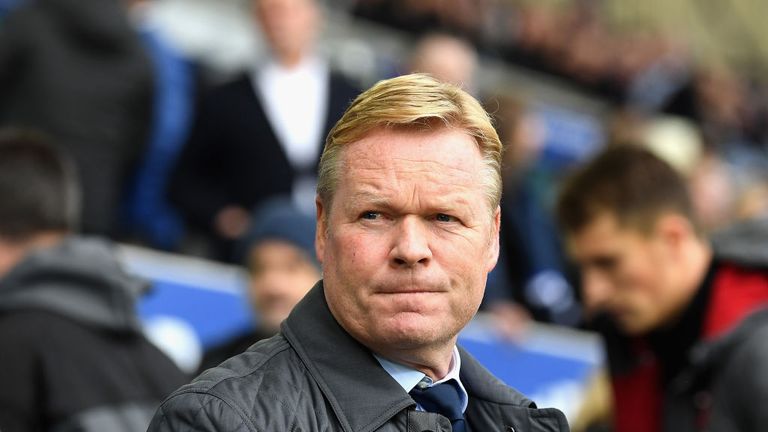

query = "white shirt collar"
[{"left": 374, "top": 346, "right": 469, "bottom": 413}]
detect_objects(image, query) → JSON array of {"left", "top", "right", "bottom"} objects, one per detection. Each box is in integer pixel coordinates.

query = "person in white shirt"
[{"left": 168, "top": 0, "right": 358, "bottom": 261}]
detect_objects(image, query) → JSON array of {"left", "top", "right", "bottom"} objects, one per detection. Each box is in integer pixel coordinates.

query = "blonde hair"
[{"left": 317, "top": 73, "right": 502, "bottom": 212}]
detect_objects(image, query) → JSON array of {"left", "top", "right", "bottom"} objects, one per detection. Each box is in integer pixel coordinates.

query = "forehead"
[
  {"left": 250, "top": 240, "right": 310, "bottom": 264},
  {"left": 567, "top": 212, "right": 645, "bottom": 257},
  {"left": 336, "top": 127, "right": 486, "bottom": 201},
  {"left": 257, "top": 0, "right": 312, "bottom": 9},
  {"left": 340, "top": 126, "right": 482, "bottom": 177}
]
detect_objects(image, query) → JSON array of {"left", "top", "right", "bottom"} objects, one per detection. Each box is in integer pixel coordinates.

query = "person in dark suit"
[
  {"left": 168, "top": 0, "right": 358, "bottom": 261},
  {"left": 149, "top": 73, "right": 569, "bottom": 432}
]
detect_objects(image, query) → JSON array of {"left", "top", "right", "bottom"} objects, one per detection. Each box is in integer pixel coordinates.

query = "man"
[
  {"left": 556, "top": 145, "right": 768, "bottom": 432},
  {"left": 148, "top": 74, "right": 569, "bottom": 431},
  {"left": 198, "top": 197, "right": 320, "bottom": 371},
  {"left": 0, "top": 130, "right": 187, "bottom": 431},
  {"left": 168, "top": 0, "right": 358, "bottom": 260},
  {"left": 0, "top": 0, "right": 153, "bottom": 236},
  {"left": 120, "top": 0, "right": 198, "bottom": 250},
  {"left": 409, "top": 33, "right": 478, "bottom": 92}
]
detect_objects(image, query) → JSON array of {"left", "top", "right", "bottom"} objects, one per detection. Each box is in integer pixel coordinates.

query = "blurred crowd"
[
  {"left": 3, "top": 0, "right": 767, "bottom": 265},
  {"left": 356, "top": 0, "right": 768, "bottom": 146},
  {"left": 1, "top": 0, "right": 768, "bottom": 431}
]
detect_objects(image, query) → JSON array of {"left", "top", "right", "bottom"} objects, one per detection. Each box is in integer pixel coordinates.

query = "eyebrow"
[
  {"left": 344, "top": 189, "right": 473, "bottom": 217},
  {"left": 344, "top": 191, "right": 392, "bottom": 212}
]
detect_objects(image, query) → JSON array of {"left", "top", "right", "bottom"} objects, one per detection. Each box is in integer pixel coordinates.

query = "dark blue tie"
[{"left": 409, "top": 381, "right": 467, "bottom": 432}]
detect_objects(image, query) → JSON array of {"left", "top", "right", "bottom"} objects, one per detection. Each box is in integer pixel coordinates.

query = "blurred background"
[{"left": 3, "top": 0, "right": 768, "bottom": 430}]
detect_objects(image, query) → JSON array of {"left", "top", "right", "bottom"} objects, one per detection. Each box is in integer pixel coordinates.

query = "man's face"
[
  {"left": 255, "top": 0, "right": 318, "bottom": 60},
  {"left": 248, "top": 241, "right": 320, "bottom": 332},
  {"left": 566, "top": 212, "right": 678, "bottom": 335},
  {"left": 316, "top": 127, "right": 500, "bottom": 356}
]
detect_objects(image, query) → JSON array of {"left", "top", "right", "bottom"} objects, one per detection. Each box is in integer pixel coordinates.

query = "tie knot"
[{"left": 409, "top": 380, "right": 464, "bottom": 422}]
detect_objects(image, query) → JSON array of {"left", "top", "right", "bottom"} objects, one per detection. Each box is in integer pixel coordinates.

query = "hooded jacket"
[
  {"left": 149, "top": 282, "right": 570, "bottom": 432},
  {"left": 0, "top": 237, "right": 187, "bottom": 432}
]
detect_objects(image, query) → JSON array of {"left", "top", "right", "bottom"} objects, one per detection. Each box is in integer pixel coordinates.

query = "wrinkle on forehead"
[
  {"left": 341, "top": 132, "right": 484, "bottom": 182},
  {"left": 353, "top": 158, "right": 478, "bottom": 189},
  {"left": 338, "top": 145, "right": 488, "bottom": 223}
]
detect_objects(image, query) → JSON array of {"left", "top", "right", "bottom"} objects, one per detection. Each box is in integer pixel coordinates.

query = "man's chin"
[
  {"left": 613, "top": 315, "right": 654, "bottom": 335},
  {"left": 591, "top": 310, "right": 648, "bottom": 336},
  {"left": 374, "top": 317, "right": 451, "bottom": 348},
  {"left": 260, "top": 313, "right": 289, "bottom": 334}
]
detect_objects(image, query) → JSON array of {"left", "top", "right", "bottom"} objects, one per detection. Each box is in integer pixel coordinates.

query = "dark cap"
[{"left": 237, "top": 197, "right": 318, "bottom": 267}]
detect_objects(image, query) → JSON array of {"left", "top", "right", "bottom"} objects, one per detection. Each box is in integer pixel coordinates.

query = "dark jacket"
[
  {"left": 168, "top": 72, "right": 358, "bottom": 233},
  {"left": 149, "top": 282, "right": 569, "bottom": 431},
  {"left": 606, "top": 220, "right": 768, "bottom": 432},
  {"left": 0, "top": 0, "right": 153, "bottom": 235},
  {"left": 0, "top": 237, "right": 187, "bottom": 432},
  {"left": 678, "top": 308, "right": 768, "bottom": 431},
  {"left": 196, "top": 328, "right": 276, "bottom": 375}
]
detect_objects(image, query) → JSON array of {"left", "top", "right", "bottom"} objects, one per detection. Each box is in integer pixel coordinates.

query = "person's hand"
[
  {"left": 214, "top": 206, "right": 251, "bottom": 239},
  {"left": 488, "top": 300, "right": 532, "bottom": 342}
]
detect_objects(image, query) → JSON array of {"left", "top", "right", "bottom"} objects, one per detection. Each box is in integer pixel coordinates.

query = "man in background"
[
  {"left": 198, "top": 197, "right": 319, "bottom": 371},
  {"left": 409, "top": 32, "right": 477, "bottom": 92},
  {"left": 557, "top": 145, "right": 768, "bottom": 432},
  {"left": 169, "top": 0, "right": 358, "bottom": 260},
  {"left": 0, "top": 130, "right": 187, "bottom": 432},
  {"left": 0, "top": 0, "right": 153, "bottom": 236}
]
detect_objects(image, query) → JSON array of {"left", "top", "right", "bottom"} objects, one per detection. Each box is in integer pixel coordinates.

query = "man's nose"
[
  {"left": 581, "top": 270, "right": 613, "bottom": 317},
  {"left": 389, "top": 216, "right": 432, "bottom": 268}
]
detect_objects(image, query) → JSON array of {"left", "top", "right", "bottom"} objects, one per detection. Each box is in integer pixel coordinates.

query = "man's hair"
[
  {"left": 316, "top": 73, "right": 502, "bottom": 212},
  {"left": 557, "top": 145, "right": 700, "bottom": 236},
  {"left": 0, "top": 129, "right": 80, "bottom": 241}
]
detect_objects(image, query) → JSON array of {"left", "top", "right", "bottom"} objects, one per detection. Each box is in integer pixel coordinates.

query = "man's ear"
[
  {"left": 486, "top": 205, "right": 501, "bottom": 272},
  {"left": 655, "top": 213, "right": 694, "bottom": 255},
  {"left": 315, "top": 196, "right": 326, "bottom": 264}
]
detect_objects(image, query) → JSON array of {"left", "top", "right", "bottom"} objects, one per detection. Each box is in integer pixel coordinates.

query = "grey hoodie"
[
  {"left": 0, "top": 236, "right": 148, "bottom": 333},
  {"left": 0, "top": 236, "right": 187, "bottom": 432}
]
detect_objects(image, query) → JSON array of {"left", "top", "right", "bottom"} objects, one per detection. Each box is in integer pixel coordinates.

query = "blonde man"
[{"left": 149, "top": 74, "right": 569, "bottom": 432}]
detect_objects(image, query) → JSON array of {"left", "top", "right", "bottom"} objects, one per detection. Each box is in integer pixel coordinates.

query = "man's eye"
[
  {"left": 360, "top": 211, "right": 380, "bottom": 220},
  {"left": 435, "top": 213, "right": 455, "bottom": 222}
]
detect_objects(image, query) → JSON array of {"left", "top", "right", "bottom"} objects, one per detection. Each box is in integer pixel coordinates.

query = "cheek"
[
  {"left": 436, "top": 243, "right": 488, "bottom": 302},
  {"left": 444, "top": 237, "right": 492, "bottom": 285},
  {"left": 619, "top": 259, "right": 664, "bottom": 307},
  {"left": 288, "top": 271, "right": 316, "bottom": 298},
  {"left": 619, "top": 246, "right": 658, "bottom": 286},
  {"left": 327, "top": 232, "right": 382, "bottom": 280},
  {"left": 332, "top": 235, "right": 362, "bottom": 266}
]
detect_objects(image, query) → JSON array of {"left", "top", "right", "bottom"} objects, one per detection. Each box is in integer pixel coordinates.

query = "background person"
[
  {"left": 408, "top": 32, "right": 477, "bottom": 92},
  {"left": 167, "top": 0, "right": 358, "bottom": 261},
  {"left": 0, "top": 130, "right": 187, "bottom": 432},
  {"left": 556, "top": 145, "right": 768, "bottom": 432},
  {"left": 197, "top": 197, "right": 319, "bottom": 372},
  {"left": 0, "top": 0, "right": 154, "bottom": 237}
]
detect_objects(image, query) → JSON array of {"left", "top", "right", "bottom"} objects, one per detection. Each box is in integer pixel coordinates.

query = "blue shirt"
[{"left": 374, "top": 346, "right": 469, "bottom": 413}]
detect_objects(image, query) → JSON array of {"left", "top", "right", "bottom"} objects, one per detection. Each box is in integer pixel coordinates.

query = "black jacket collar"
[
  {"left": 283, "top": 281, "right": 415, "bottom": 432},
  {"left": 282, "top": 281, "right": 542, "bottom": 432}
]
